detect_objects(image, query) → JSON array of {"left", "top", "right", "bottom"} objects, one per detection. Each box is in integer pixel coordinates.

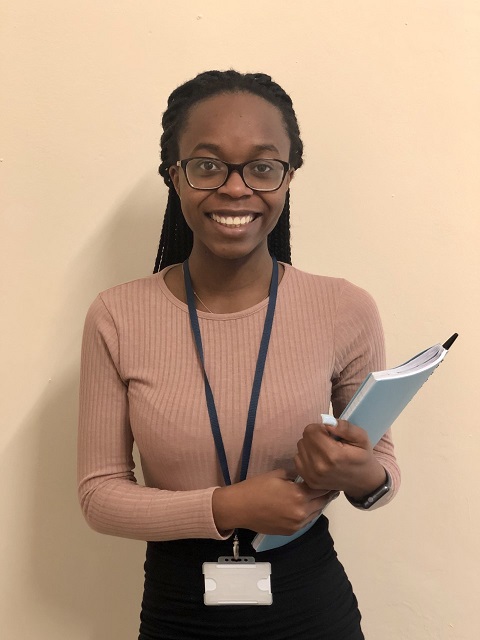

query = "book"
[{"left": 252, "top": 334, "right": 458, "bottom": 552}]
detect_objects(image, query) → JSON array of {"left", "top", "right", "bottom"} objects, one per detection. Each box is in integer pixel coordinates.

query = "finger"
[
  {"left": 303, "top": 486, "right": 332, "bottom": 499},
  {"left": 284, "top": 467, "right": 299, "bottom": 481},
  {"left": 294, "top": 451, "right": 306, "bottom": 478},
  {"left": 324, "top": 419, "right": 370, "bottom": 447},
  {"left": 303, "top": 494, "right": 335, "bottom": 522},
  {"left": 270, "top": 468, "right": 292, "bottom": 479},
  {"left": 303, "top": 422, "right": 330, "bottom": 438},
  {"left": 296, "top": 429, "right": 331, "bottom": 461},
  {"left": 295, "top": 439, "right": 312, "bottom": 471},
  {"left": 294, "top": 446, "right": 323, "bottom": 481}
]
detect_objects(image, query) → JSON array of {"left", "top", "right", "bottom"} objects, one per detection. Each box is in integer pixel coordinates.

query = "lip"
[
  {"left": 206, "top": 209, "right": 260, "bottom": 230},
  {"left": 207, "top": 209, "right": 260, "bottom": 217}
]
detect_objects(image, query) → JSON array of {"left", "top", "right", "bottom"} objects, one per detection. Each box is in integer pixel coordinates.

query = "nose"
[{"left": 217, "top": 169, "right": 253, "bottom": 197}]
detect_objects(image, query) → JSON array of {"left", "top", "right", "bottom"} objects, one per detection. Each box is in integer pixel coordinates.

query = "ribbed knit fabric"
[{"left": 78, "top": 263, "right": 399, "bottom": 542}]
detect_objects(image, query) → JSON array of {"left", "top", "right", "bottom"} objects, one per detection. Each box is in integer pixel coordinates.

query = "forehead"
[{"left": 178, "top": 92, "right": 290, "bottom": 160}]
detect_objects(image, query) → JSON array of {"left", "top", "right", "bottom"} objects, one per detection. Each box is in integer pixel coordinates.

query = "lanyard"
[{"left": 183, "top": 256, "right": 279, "bottom": 487}]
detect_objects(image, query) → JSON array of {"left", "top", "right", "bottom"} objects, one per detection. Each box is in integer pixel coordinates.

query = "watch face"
[
  {"left": 348, "top": 471, "right": 391, "bottom": 509},
  {"left": 363, "top": 483, "right": 390, "bottom": 508}
]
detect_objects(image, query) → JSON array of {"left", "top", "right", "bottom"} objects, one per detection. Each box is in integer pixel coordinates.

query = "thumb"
[
  {"left": 324, "top": 419, "right": 369, "bottom": 446},
  {"left": 270, "top": 468, "right": 297, "bottom": 481}
]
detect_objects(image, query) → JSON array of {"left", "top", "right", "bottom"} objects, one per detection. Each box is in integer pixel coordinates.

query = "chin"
[{"left": 204, "top": 242, "right": 268, "bottom": 263}]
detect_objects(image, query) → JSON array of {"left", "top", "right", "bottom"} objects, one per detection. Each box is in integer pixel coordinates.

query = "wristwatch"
[{"left": 345, "top": 469, "right": 392, "bottom": 509}]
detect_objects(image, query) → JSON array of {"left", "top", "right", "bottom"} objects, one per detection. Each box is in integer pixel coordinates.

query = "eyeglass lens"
[{"left": 185, "top": 158, "right": 285, "bottom": 191}]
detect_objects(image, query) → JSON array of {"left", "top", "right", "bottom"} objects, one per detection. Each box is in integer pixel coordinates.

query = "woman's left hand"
[{"left": 294, "top": 419, "right": 387, "bottom": 499}]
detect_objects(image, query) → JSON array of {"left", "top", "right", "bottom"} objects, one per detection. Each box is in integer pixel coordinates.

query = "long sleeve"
[
  {"left": 78, "top": 266, "right": 400, "bottom": 540},
  {"left": 77, "top": 295, "right": 228, "bottom": 541},
  {"left": 331, "top": 281, "right": 400, "bottom": 508}
]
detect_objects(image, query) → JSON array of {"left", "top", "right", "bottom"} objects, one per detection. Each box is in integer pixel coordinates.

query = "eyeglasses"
[{"left": 176, "top": 157, "right": 290, "bottom": 192}]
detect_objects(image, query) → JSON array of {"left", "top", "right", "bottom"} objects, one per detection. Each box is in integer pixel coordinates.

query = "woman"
[{"left": 78, "top": 70, "right": 400, "bottom": 639}]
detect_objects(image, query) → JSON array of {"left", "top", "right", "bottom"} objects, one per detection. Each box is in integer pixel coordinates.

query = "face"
[{"left": 169, "top": 92, "right": 294, "bottom": 262}]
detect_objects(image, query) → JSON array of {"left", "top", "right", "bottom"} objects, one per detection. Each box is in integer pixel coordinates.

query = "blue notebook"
[{"left": 252, "top": 334, "right": 458, "bottom": 552}]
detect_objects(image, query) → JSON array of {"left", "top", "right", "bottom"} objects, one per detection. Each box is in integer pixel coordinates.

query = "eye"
[
  {"left": 250, "top": 161, "right": 274, "bottom": 174},
  {"left": 192, "top": 158, "right": 223, "bottom": 173}
]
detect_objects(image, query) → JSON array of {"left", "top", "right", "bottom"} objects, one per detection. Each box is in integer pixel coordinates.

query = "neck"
[{"left": 186, "top": 247, "right": 275, "bottom": 313}]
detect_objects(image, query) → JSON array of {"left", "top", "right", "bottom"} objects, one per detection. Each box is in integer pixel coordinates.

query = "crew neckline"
[{"left": 156, "top": 262, "right": 292, "bottom": 320}]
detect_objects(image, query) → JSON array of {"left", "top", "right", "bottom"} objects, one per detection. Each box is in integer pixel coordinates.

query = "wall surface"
[{"left": 1, "top": 1, "right": 478, "bottom": 638}]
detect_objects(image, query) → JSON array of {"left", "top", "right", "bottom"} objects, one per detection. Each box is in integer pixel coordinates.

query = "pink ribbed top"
[{"left": 78, "top": 263, "right": 399, "bottom": 541}]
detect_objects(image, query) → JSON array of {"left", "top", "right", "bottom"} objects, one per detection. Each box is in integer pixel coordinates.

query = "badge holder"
[{"left": 203, "top": 535, "right": 272, "bottom": 606}]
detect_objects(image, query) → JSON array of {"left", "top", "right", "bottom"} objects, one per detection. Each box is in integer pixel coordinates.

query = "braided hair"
[{"left": 154, "top": 70, "right": 304, "bottom": 272}]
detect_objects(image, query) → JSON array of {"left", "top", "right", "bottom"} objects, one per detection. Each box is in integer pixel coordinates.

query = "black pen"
[{"left": 442, "top": 333, "right": 459, "bottom": 350}]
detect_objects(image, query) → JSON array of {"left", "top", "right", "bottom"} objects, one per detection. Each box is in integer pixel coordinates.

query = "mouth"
[{"left": 208, "top": 212, "right": 258, "bottom": 228}]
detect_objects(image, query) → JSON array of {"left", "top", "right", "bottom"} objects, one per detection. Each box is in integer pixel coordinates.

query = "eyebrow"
[{"left": 190, "top": 142, "right": 281, "bottom": 156}]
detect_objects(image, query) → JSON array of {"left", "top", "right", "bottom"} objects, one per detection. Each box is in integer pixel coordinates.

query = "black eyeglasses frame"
[{"left": 176, "top": 157, "right": 290, "bottom": 192}]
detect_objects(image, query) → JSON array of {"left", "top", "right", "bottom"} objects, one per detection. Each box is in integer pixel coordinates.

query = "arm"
[
  {"left": 211, "top": 470, "right": 336, "bottom": 536},
  {"left": 77, "top": 295, "right": 229, "bottom": 541},
  {"left": 295, "top": 281, "right": 400, "bottom": 509}
]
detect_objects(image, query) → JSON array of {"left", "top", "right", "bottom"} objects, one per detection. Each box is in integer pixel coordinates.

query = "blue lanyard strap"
[{"left": 183, "top": 257, "right": 279, "bottom": 486}]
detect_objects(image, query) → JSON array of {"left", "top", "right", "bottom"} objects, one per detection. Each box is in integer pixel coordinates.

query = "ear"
[
  {"left": 169, "top": 165, "right": 181, "bottom": 196},
  {"left": 285, "top": 168, "right": 295, "bottom": 189}
]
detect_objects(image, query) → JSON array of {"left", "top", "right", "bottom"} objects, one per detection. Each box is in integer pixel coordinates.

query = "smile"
[{"left": 209, "top": 213, "right": 256, "bottom": 228}]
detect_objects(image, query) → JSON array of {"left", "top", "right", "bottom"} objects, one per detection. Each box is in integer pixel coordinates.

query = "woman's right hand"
[{"left": 212, "top": 469, "right": 334, "bottom": 536}]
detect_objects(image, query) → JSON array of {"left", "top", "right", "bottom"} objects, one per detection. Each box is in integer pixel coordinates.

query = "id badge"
[{"left": 203, "top": 556, "right": 272, "bottom": 606}]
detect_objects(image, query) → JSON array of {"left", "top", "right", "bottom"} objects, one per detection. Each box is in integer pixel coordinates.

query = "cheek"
[
  {"left": 265, "top": 191, "right": 288, "bottom": 219},
  {"left": 177, "top": 188, "right": 211, "bottom": 219}
]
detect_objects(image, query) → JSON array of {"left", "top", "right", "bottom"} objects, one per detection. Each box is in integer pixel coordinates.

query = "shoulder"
[
  {"left": 282, "top": 263, "right": 379, "bottom": 313},
  {"left": 83, "top": 272, "right": 165, "bottom": 332},
  {"left": 97, "top": 273, "right": 162, "bottom": 305}
]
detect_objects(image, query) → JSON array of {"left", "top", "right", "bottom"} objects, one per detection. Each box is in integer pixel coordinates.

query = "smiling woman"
[
  {"left": 154, "top": 71, "right": 304, "bottom": 272},
  {"left": 78, "top": 70, "right": 400, "bottom": 640},
  {"left": 166, "top": 92, "right": 294, "bottom": 295}
]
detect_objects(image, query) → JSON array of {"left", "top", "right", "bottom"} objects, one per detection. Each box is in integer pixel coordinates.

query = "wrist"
[
  {"left": 346, "top": 468, "right": 391, "bottom": 509},
  {"left": 212, "top": 485, "right": 241, "bottom": 532},
  {"left": 344, "top": 461, "right": 387, "bottom": 500}
]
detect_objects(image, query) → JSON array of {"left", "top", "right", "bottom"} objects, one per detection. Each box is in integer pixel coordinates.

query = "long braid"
[
  {"left": 153, "top": 189, "right": 193, "bottom": 272},
  {"left": 267, "top": 191, "right": 292, "bottom": 265},
  {"left": 154, "top": 70, "right": 303, "bottom": 271}
]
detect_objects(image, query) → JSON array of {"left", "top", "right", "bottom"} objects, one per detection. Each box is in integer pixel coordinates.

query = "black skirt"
[{"left": 139, "top": 516, "right": 364, "bottom": 640}]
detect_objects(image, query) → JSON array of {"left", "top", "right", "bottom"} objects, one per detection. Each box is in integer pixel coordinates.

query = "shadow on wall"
[
  {"left": 23, "top": 373, "right": 146, "bottom": 638},
  {"left": 7, "top": 173, "right": 166, "bottom": 638}
]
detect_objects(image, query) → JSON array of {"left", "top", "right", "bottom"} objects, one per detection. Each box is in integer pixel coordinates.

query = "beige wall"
[{"left": 1, "top": 1, "right": 478, "bottom": 637}]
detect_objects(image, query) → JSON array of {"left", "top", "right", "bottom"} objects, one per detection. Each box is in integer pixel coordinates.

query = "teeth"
[{"left": 211, "top": 213, "right": 255, "bottom": 227}]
